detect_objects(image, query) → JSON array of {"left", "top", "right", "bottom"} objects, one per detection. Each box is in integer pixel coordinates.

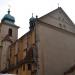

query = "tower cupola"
[
  {"left": 1, "top": 9, "right": 15, "bottom": 24},
  {"left": 29, "top": 14, "right": 36, "bottom": 30}
]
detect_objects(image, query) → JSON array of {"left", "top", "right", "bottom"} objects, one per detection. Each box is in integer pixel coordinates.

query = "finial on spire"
[
  {"left": 8, "top": 4, "right": 11, "bottom": 14},
  {"left": 32, "top": 13, "right": 33, "bottom": 17},
  {"left": 58, "top": 3, "right": 59, "bottom": 7},
  {"left": 8, "top": 9, "right": 10, "bottom": 14}
]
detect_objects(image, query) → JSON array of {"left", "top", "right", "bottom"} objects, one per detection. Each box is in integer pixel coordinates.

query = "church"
[{"left": 0, "top": 7, "right": 75, "bottom": 75}]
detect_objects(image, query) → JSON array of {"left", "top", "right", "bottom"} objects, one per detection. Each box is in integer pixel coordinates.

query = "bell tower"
[{"left": 0, "top": 9, "right": 19, "bottom": 71}]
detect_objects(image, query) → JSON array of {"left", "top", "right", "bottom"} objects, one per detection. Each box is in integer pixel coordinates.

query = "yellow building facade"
[
  {"left": 1, "top": 30, "right": 38, "bottom": 75},
  {"left": 8, "top": 30, "right": 37, "bottom": 75}
]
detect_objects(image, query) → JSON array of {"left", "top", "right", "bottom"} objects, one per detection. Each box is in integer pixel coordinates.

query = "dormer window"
[{"left": 8, "top": 28, "right": 12, "bottom": 36}]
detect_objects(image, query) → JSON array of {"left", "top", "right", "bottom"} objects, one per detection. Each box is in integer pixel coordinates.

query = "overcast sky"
[{"left": 0, "top": 0, "right": 75, "bottom": 38}]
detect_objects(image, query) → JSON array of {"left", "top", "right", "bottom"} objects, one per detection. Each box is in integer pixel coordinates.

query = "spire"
[
  {"left": 1, "top": 8, "right": 15, "bottom": 23},
  {"left": 8, "top": 9, "right": 10, "bottom": 15},
  {"left": 32, "top": 13, "right": 33, "bottom": 17},
  {"left": 58, "top": 3, "right": 60, "bottom": 8},
  {"left": 8, "top": 3, "right": 11, "bottom": 15}
]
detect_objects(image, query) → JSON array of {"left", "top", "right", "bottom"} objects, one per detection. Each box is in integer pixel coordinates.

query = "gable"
[{"left": 39, "top": 7, "right": 75, "bottom": 33}]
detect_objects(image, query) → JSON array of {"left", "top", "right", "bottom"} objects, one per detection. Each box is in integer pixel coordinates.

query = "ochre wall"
[
  {"left": 8, "top": 30, "right": 36, "bottom": 75},
  {"left": 38, "top": 22, "right": 75, "bottom": 75}
]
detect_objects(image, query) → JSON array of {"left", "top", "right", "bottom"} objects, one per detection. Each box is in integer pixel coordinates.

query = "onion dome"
[
  {"left": 29, "top": 13, "right": 36, "bottom": 22},
  {"left": 1, "top": 9, "right": 15, "bottom": 24},
  {"left": 29, "top": 16, "right": 36, "bottom": 22}
]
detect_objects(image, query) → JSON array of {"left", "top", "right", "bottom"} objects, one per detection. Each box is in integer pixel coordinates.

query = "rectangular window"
[
  {"left": 23, "top": 48, "right": 27, "bottom": 58},
  {"left": 15, "top": 55, "right": 18, "bottom": 64},
  {"left": 28, "top": 64, "right": 31, "bottom": 70},
  {"left": 23, "top": 64, "right": 25, "bottom": 71},
  {"left": 16, "top": 69, "right": 18, "bottom": 74}
]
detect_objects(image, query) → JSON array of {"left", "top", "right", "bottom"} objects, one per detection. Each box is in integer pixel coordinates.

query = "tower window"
[{"left": 8, "top": 28, "right": 12, "bottom": 36}]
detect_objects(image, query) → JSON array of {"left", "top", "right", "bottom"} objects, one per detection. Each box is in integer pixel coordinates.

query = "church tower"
[{"left": 0, "top": 9, "right": 19, "bottom": 71}]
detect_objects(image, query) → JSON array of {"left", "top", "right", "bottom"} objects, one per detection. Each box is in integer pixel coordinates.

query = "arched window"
[{"left": 8, "top": 28, "right": 12, "bottom": 36}]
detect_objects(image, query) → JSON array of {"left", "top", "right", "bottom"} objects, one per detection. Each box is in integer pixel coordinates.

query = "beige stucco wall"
[
  {"left": 39, "top": 8, "right": 75, "bottom": 33},
  {"left": 65, "top": 71, "right": 75, "bottom": 75},
  {"left": 0, "top": 44, "right": 2, "bottom": 70},
  {"left": 0, "top": 41, "right": 11, "bottom": 70},
  {"left": 0, "top": 24, "right": 18, "bottom": 42},
  {"left": 37, "top": 22, "right": 75, "bottom": 75}
]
